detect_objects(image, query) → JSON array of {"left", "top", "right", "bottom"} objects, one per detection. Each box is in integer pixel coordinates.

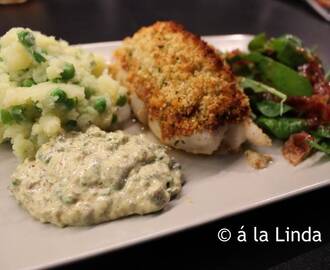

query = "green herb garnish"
[
  {"left": 84, "top": 87, "right": 94, "bottom": 99},
  {"left": 65, "top": 120, "right": 78, "bottom": 131},
  {"left": 32, "top": 50, "right": 46, "bottom": 63},
  {"left": 17, "top": 30, "right": 35, "bottom": 48},
  {"left": 11, "top": 106, "right": 25, "bottom": 122},
  {"left": 0, "top": 109, "right": 13, "bottom": 125},
  {"left": 12, "top": 178, "right": 21, "bottom": 186},
  {"left": 21, "top": 78, "right": 35, "bottom": 87},
  {"left": 52, "top": 78, "right": 63, "bottom": 83},
  {"left": 116, "top": 95, "right": 127, "bottom": 106},
  {"left": 111, "top": 113, "right": 117, "bottom": 124},
  {"left": 63, "top": 98, "right": 77, "bottom": 110}
]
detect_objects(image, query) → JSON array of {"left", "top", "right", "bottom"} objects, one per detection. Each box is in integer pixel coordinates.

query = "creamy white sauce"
[{"left": 11, "top": 126, "right": 182, "bottom": 227}]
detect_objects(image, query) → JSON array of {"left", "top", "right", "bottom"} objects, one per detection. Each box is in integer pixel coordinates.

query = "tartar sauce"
[{"left": 11, "top": 126, "right": 182, "bottom": 227}]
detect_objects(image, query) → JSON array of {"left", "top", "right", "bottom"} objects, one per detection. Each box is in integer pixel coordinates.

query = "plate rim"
[
  {"left": 26, "top": 179, "right": 329, "bottom": 270},
  {"left": 77, "top": 34, "right": 254, "bottom": 49},
  {"left": 2, "top": 34, "right": 330, "bottom": 270}
]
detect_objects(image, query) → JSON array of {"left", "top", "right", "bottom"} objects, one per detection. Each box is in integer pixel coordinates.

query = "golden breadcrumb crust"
[{"left": 110, "top": 21, "right": 250, "bottom": 139}]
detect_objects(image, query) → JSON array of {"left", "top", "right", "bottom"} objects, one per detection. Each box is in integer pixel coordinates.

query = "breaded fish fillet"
[{"left": 111, "top": 21, "right": 271, "bottom": 154}]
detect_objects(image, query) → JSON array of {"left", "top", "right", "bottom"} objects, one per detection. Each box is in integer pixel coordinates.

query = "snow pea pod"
[
  {"left": 309, "top": 140, "right": 330, "bottom": 155},
  {"left": 310, "top": 125, "right": 330, "bottom": 139}
]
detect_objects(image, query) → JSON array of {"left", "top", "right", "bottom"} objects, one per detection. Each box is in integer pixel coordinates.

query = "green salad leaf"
[
  {"left": 268, "top": 35, "right": 307, "bottom": 68},
  {"left": 257, "top": 117, "right": 308, "bottom": 139},
  {"left": 240, "top": 77, "right": 287, "bottom": 100},
  {"left": 248, "top": 34, "right": 308, "bottom": 69},
  {"left": 248, "top": 33, "right": 267, "bottom": 51},
  {"left": 244, "top": 52, "right": 313, "bottom": 96},
  {"left": 256, "top": 100, "right": 292, "bottom": 117}
]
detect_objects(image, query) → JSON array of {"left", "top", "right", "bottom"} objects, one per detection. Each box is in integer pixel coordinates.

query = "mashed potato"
[{"left": 0, "top": 28, "right": 130, "bottom": 160}]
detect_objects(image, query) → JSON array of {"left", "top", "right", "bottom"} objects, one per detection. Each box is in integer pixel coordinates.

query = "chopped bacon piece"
[
  {"left": 287, "top": 58, "right": 330, "bottom": 125},
  {"left": 299, "top": 58, "right": 330, "bottom": 96},
  {"left": 282, "top": 132, "right": 314, "bottom": 166},
  {"left": 287, "top": 95, "right": 330, "bottom": 124}
]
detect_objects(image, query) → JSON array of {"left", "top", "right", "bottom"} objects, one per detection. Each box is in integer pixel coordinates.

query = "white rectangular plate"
[{"left": 0, "top": 35, "right": 329, "bottom": 270}]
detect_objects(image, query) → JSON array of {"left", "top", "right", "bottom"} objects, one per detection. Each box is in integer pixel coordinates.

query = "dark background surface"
[{"left": 0, "top": 0, "right": 329, "bottom": 269}]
